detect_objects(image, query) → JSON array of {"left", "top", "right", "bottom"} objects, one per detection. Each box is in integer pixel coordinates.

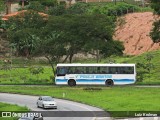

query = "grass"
[
  {"left": 0, "top": 66, "right": 53, "bottom": 84},
  {"left": 126, "top": 50, "right": 160, "bottom": 85},
  {"left": 0, "top": 102, "right": 29, "bottom": 120},
  {"left": 0, "top": 50, "right": 160, "bottom": 85},
  {"left": 0, "top": 86, "right": 159, "bottom": 117}
]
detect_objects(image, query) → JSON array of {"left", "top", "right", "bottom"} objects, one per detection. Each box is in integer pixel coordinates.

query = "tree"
[
  {"left": 150, "top": 19, "right": 160, "bottom": 43},
  {"left": 48, "top": 5, "right": 66, "bottom": 16},
  {"left": 151, "top": 0, "right": 160, "bottom": 15},
  {"left": 45, "top": 15, "right": 87, "bottom": 63},
  {"left": 6, "top": 11, "right": 47, "bottom": 57},
  {"left": 66, "top": 2, "right": 89, "bottom": 15},
  {"left": 41, "top": 14, "right": 123, "bottom": 63},
  {"left": 9, "top": 28, "right": 40, "bottom": 57},
  {"left": 79, "top": 14, "right": 123, "bottom": 63},
  {"left": 21, "top": 1, "right": 45, "bottom": 12},
  {"left": 35, "top": 31, "right": 66, "bottom": 73},
  {"left": 39, "top": 0, "right": 57, "bottom": 7},
  {"left": 23, "top": 0, "right": 58, "bottom": 12},
  {"left": 150, "top": 0, "right": 160, "bottom": 43}
]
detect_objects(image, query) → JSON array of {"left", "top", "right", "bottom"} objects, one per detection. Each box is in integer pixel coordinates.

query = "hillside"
[{"left": 114, "top": 12, "right": 160, "bottom": 55}]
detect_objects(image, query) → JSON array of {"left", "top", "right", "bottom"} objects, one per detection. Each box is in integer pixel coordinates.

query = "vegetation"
[
  {"left": 54, "top": 2, "right": 146, "bottom": 16},
  {"left": 150, "top": 0, "right": 160, "bottom": 43},
  {"left": 0, "top": 0, "right": 5, "bottom": 12},
  {"left": 0, "top": 102, "right": 29, "bottom": 120},
  {"left": 3, "top": 10, "right": 124, "bottom": 73},
  {"left": 0, "top": 66, "right": 53, "bottom": 84},
  {"left": 6, "top": 10, "right": 47, "bottom": 58},
  {"left": 19, "top": 1, "right": 153, "bottom": 16},
  {"left": 151, "top": 0, "right": 160, "bottom": 15},
  {"left": 0, "top": 86, "right": 159, "bottom": 117},
  {"left": 125, "top": 50, "right": 160, "bottom": 84},
  {"left": 40, "top": 14, "right": 123, "bottom": 64},
  {"left": 0, "top": 0, "right": 158, "bottom": 85}
]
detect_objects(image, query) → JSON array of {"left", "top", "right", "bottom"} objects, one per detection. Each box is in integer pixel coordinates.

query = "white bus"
[{"left": 55, "top": 63, "right": 136, "bottom": 86}]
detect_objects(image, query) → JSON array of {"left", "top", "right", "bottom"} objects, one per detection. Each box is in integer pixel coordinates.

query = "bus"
[{"left": 55, "top": 63, "right": 136, "bottom": 86}]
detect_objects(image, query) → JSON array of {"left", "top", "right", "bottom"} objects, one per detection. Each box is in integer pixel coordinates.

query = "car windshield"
[{"left": 42, "top": 97, "right": 54, "bottom": 101}]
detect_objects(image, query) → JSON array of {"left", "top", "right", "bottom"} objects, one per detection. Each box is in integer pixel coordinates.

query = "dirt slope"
[{"left": 114, "top": 12, "right": 160, "bottom": 55}]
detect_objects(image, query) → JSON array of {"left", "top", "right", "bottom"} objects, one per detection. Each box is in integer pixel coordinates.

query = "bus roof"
[{"left": 57, "top": 63, "right": 135, "bottom": 67}]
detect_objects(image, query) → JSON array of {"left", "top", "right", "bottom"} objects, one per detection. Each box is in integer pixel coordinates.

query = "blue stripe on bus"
[
  {"left": 77, "top": 79, "right": 105, "bottom": 82},
  {"left": 114, "top": 79, "right": 134, "bottom": 82},
  {"left": 56, "top": 79, "right": 135, "bottom": 82},
  {"left": 56, "top": 79, "right": 68, "bottom": 82}
]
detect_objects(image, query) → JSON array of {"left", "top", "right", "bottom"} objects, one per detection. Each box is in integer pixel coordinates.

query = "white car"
[
  {"left": 37, "top": 96, "right": 57, "bottom": 109},
  {"left": 18, "top": 116, "right": 43, "bottom": 120}
]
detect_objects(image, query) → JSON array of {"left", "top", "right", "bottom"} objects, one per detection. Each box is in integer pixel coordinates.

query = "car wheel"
[
  {"left": 37, "top": 103, "right": 39, "bottom": 108},
  {"left": 42, "top": 104, "right": 45, "bottom": 109}
]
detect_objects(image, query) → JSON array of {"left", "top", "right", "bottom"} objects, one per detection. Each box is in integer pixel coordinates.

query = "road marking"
[{"left": 139, "top": 118, "right": 144, "bottom": 120}]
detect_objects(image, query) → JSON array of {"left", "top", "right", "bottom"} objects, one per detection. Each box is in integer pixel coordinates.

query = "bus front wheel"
[
  {"left": 68, "top": 79, "right": 76, "bottom": 86},
  {"left": 105, "top": 79, "right": 114, "bottom": 87}
]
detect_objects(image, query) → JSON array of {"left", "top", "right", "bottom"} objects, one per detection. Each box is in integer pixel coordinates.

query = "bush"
[
  {"left": 48, "top": 5, "right": 66, "bottom": 16},
  {"left": 87, "top": 2, "right": 139, "bottom": 16}
]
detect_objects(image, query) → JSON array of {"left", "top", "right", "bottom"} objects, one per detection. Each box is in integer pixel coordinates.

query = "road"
[{"left": 0, "top": 93, "right": 111, "bottom": 120}]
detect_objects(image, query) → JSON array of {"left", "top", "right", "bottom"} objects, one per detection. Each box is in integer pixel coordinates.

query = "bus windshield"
[{"left": 56, "top": 67, "right": 67, "bottom": 76}]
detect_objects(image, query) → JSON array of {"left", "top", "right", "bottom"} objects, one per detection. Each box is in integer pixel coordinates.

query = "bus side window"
[
  {"left": 68, "top": 67, "right": 73, "bottom": 74},
  {"left": 91, "top": 67, "right": 96, "bottom": 74},
  {"left": 109, "top": 67, "right": 117, "bottom": 74},
  {"left": 97, "top": 67, "right": 101, "bottom": 74},
  {"left": 85, "top": 67, "right": 92, "bottom": 74},
  {"left": 75, "top": 67, "right": 80, "bottom": 74},
  {"left": 101, "top": 67, "right": 107, "bottom": 74},
  {"left": 126, "top": 67, "right": 134, "bottom": 74},
  {"left": 79, "top": 67, "right": 84, "bottom": 74}
]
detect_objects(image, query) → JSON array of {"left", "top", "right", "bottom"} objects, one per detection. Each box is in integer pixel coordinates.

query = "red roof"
[{"left": 2, "top": 10, "right": 48, "bottom": 20}]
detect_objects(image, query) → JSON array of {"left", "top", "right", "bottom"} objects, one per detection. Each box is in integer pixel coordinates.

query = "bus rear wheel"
[
  {"left": 68, "top": 79, "right": 76, "bottom": 86},
  {"left": 105, "top": 79, "right": 114, "bottom": 87}
]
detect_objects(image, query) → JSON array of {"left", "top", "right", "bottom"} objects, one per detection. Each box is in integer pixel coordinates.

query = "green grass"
[
  {"left": 0, "top": 102, "right": 29, "bottom": 120},
  {"left": 0, "top": 66, "right": 53, "bottom": 84},
  {"left": 0, "top": 86, "right": 159, "bottom": 117},
  {"left": 126, "top": 50, "right": 160, "bottom": 85}
]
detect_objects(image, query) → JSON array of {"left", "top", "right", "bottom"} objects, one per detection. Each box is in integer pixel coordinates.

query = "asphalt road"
[{"left": 0, "top": 93, "right": 111, "bottom": 120}]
